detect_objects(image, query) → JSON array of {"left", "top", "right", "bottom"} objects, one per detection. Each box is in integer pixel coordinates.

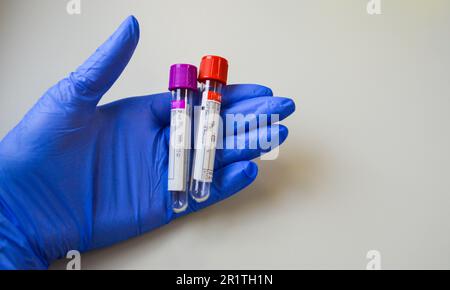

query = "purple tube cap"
[{"left": 169, "top": 64, "right": 198, "bottom": 91}]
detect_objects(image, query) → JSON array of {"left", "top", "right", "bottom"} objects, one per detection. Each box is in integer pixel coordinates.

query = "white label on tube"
[
  {"left": 193, "top": 91, "right": 222, "bottom": 182},
  {"left": 168, "top": 100, "right": 190, "bottom": 191}
]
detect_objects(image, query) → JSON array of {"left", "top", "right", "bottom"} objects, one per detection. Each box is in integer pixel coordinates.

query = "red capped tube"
[{"left": 190, "top": 56, "right": 229, "bottom": 202}]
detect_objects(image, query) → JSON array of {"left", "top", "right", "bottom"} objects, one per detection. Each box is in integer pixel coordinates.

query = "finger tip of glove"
[
  {"left": 243, "top": 161, "right": 258, "bottom": 180},
  {"left": 109, "top": 16, "right": 140, "bottom": 50},
  {"left": 252, "top": 84, "right": 273, "bottom": 97},
  {"left": 127, "top": 15, "right": 139, "bottom": 25},
  {"left": 225, "top": 84, "right": 273, "bottom": 96},
  {"left": 122, "top": 15, "right": 140, "bottom": 44},
  {"left": 279, "top": 97, "right": 296, "bottom": 117},
  {"left": 266, "top": 124, "right": 289, "bottom": 149},
  {"left": 259, "top": 85, "right": 273, "bottom": 97},
  {"left": 279, "top": 124, "right": 289, "bottom": 141}
]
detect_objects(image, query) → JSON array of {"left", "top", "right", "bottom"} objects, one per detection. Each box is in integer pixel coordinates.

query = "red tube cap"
[{"left": 198, "top": 55, "right": 229, "bottom": 85}]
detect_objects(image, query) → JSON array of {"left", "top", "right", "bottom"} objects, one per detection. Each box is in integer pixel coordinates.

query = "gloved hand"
[{"left": 0, "top": 16, "right": 295, "bottom": 269}]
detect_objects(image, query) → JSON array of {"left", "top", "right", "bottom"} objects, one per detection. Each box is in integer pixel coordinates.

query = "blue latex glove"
[{"left": 0, "top": 16, "right": 295, "bottom": 269}]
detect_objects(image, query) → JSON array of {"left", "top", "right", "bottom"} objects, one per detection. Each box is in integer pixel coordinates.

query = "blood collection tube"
[
  {"left": 190, "top": 55, "right": 229, "bottom": 202},
  {"left": 168, "top": 64, "right": 198, "bottom": 213}
]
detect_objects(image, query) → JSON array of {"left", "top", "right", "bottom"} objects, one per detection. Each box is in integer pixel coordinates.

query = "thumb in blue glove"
[{"left": 0, "top": 16, "right": 295, "bottom": 269}]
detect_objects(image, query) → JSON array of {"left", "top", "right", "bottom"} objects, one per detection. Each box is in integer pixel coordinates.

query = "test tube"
[
  {"left": 168, "top": 64, "right": 198, "bottom": 213},
  {"left": 190, "top": 55, "right": 229, "bottom": 202}
]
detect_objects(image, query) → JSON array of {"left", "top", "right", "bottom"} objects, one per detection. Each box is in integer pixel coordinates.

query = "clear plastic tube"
[
  {"left": 190, "top": 79, "right": 224, "bottom": 202},
  {"left": 169, "top": 88, "right": 194, "bottom": 213}
]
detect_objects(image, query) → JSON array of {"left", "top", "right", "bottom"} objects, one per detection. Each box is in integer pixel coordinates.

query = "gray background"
[{"left": 1, "top": 0, "right": 449, "bottom": 269}]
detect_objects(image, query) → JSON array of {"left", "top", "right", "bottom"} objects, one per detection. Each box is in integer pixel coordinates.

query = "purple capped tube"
[{"left": 168, "top": 64, "right": 198, "bottom": 213}]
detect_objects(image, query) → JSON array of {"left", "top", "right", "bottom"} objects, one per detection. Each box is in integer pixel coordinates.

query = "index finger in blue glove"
[
  {"left": 221, "top": 96, "right": 296, "bottom": 135},
  {"left": 222, "top": 84, "right": 273, "bottom": 108},
  {"left": 143, "top": 84, "right": 274, "bottom": 126}
]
